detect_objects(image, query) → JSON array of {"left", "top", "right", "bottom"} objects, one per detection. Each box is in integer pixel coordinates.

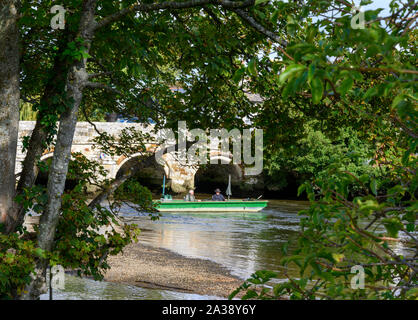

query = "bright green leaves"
[
  {"left": 62, "top": 38, "right": 91, "bottom": 62},
  {"left": 279, "top": 64, "right": 306, "bottom": 83},
  {"left": 230, "top": 0, "right": 417, "bottom": 301},
  {"left": 255, "top": 0, "right": 270, "bottom": 6},
  {"left": 278, "top": 63, "right": 327, "bottom": 104},
  {"left": 0, "top": 233, "right": 42, "bottom": 299},
  {"left": 278, "top": 64, "right": 310, "bottom": 100},
  {"left": 114, "top": 178, "right": 158, "bottom": 218},
  {"left": 34, "top": 248, "right": 46, "bottom": 259},
  {"left": 357, "top": 199, "right": 380, "bottom": 216},
  {"left": 405, "top": 287, "right": 418, "bottom": 299},
  {"left": 391, "top": 93, "right": 417, "bottom": 131},
  {"left": 247, "top": 59, "right": 258, "bottom": 77},
  {"left": 391, "top": 93, "right": 407, "bottom": 110},
  {"left": 382, "top": 218, "right": 404, "bottom": 237},
  {"left": 248, "top": 270, "right": 278, "bottom": 285},
  {"left": 228, "top": 270, "right": 278, "bottom": 300},
  {"left": 308, "top": 64, "right": 315, "bottom": 83},
  {"left": 332, "top": 253, "right": 345, "bottom": 263}
]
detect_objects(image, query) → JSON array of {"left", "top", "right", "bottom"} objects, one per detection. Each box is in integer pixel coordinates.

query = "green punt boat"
[{"left": 154, "top": 199, "right": 268, "bottom": 212}]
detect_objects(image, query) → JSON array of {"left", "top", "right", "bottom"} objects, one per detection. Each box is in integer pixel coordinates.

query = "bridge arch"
[
  {"left": 35, "top": 153, "right": 81, "bottom": 190},
  {"left": 114, "top": 153, "right": 166, "bottom": 194},
  {"left": 194, "top": 162, "right": 243, "bottom": 195},
  {"left": 113, "top": 152, "right": 150, "bottom": 179}
]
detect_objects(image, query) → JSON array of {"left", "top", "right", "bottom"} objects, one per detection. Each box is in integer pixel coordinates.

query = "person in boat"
[
  {"left": 184, "top": 189, "right": 196, "bottom": 201},
  {"left": 212, "top": 188, "right": 226, "bottom": 201}
]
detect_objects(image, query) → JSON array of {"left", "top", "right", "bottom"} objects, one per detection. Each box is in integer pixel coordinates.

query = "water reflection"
[
  {"left": 120, "top": 200, "right": 309, "bottom": 280},
  {"left": 44, "top": 200, "right": 309, "bottom": 299},
  {"left": 39, "top": 199, "right": 415, "bottom": 299}
]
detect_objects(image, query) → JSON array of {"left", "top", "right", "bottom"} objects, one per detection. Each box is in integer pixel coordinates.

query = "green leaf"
[
  {"left": 405, "top": 287, "right": 418, "bottom": 299},
  {"left": 34, "top": 248, "right": 46, "bottom": 259},
  {"left": 308, "top": 64, "right": 315, "bottom": 83},
  {"left": 247, "top": 59, "right": 258, "bottom": 76},
  {"left": 310, "top": 77, "right": 324, "bottom": 104},
  {"left": 391, "top": 93, "right": 406, "bottom": 109},
  {"left": 232, "top": 67, "right": 245, "bottom": 83},
  {"left": 297, "top": 183, "right": 306, "bottom": 197},
  {"left": 242, "top": 289, "right": 258, "bottom": 299},
  {"left": 370, "top": 179, "right": 378, "bottom": 196},
  {"left": 364, "top": 87, "right": 378, "bottom": 100},
  {"left": 228, "top": 287, "right": 241, "bottom": 300},
  {"left": 382, "top": 218, "right": 403, "bottom": 237},
  {"left": 279, "top": 64, "right": 306, "bottom": 83},
  {"left": 337, "top": 77, "right": 354, "bottom": 95}
]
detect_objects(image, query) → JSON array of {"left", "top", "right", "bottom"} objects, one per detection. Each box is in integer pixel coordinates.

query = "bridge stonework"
[
  {"left": 17, "top": 121, "right": 154, "bottom": 180},
  {"left": 16, "top": 121, "right": 234, "bottom": 193}
]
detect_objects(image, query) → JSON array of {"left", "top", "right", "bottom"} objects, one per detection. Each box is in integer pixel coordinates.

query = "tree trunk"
[
  {"left": 7, "top": 30, "right": 73, "bottom": 234},
  {"left": 21, "top": 0, "right": 98, "bottom": 300},
  {"left": 0, "top": 0, "right": 20, "bottom": 230}
]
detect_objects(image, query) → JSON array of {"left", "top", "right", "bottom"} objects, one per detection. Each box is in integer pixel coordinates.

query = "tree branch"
[
  {"left": 340, "top": 66, "right": 418, "bottom": 75},
  {"left": 232, "top": 8, "right": 293, "bottom": 60},
  {"left": 94, "top": 0, "right": 255, "bottom": 31},
  {"left": 88, "top": 164, "right": 143, "bottom": 209},
  {"left": 84, "top": 81, "right": 121, "bottom": 94},
  {"left": 87, "top": 71, "right": 114, "bottom": 79}
]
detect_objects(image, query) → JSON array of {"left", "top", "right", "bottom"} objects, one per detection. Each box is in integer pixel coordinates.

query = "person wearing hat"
[{"left": 212, "top": 188, "right": 226, "bottom": 201}]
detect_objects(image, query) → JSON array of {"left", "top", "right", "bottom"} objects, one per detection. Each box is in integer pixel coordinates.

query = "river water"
[
  {"left": 121, "top": 200, "right": 308, "bottom": 280},
  {"left": 42, "top": 200, "right": 309, "bottom": 300}
]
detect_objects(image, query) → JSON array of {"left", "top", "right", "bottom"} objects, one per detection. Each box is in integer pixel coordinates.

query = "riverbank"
[
  {"left": 104, "top": 241, "right": 243, "bottom": 298},
  {"left": 23, "top": 214, "right": 244, "bottom": 298},
  {"left": 24, "top": 215, "right": 242, "bottom": 298}
]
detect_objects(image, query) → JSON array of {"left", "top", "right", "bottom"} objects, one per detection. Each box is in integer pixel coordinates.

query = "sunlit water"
[
  {"left": 43, "top": 200, "right": 308, "bottom": 300},
  {"left": 39, "top": 199, "right": 415, "bottom": 299},
  {"left": 120, "top": 200, "right": 309, "bottom": 280}
]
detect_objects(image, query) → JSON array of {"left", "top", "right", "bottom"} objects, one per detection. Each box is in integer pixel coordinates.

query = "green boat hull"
[{"left": 154, "top": 200, "right": 268, "bottom": 212}]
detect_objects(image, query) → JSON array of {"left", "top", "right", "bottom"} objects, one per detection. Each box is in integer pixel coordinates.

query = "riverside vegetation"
[{"left": 0, "top": 0, "right": 416, "bottom": 299}]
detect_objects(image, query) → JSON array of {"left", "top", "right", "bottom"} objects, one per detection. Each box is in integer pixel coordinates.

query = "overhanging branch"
[
  {"left": 94, "top": 0, "right": 255, "bottom": 31},
  {"left": 84, "top": 81, "right": 121, "bottom": 95},
  {"left": 231, "top": 8, "right": 293, "bottom": 60}
]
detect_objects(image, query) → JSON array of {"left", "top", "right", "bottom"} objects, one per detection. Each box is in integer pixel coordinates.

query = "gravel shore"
[
  {"left": 104, "top": 242, "right": 244, "bottom": 298},
  {"left": 24, "top": 214, "right": 244, "bottom": 298}
]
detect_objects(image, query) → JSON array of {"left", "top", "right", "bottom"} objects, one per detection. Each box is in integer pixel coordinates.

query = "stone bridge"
[{"left": 16, "top": 121, "right": 250, "bottom": 194}]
